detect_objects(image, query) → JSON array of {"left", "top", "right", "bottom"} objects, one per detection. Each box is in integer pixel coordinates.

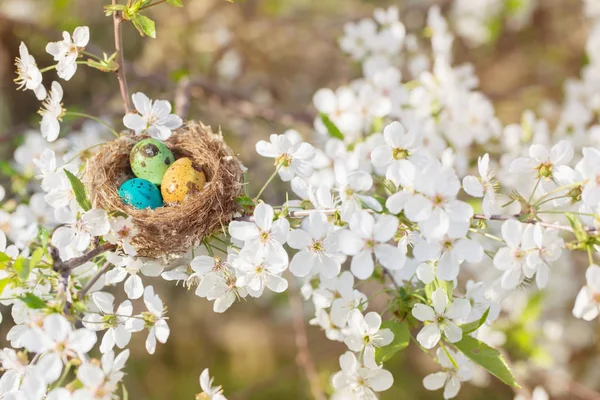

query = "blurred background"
[{"left": 0, "top": 0, "right": 598, "bottom": 399}]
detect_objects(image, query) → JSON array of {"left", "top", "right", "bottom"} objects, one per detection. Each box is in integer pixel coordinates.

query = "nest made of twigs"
[{"left": 84, "top": 122, "right": 244, "bottom": 260}]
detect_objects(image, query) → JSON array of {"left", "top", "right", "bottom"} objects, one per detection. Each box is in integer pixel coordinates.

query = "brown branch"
[
  {"left": 472, "top": 213, "right": 599, "bottom": 233},
  {"left": 78, "top": 261, "right": 112, "bottom": 299},
  {"left": 112, "top": 1, "right": 132, "bottom": 114},
  {"left": 50, "top": 243, "right": 116, "bottom": 313},
  {"left": 60, "top": 242, "right": 117, "bottom": 271},
  {"left": 287, "top": 275, "right": 326, "bottom": 400}
]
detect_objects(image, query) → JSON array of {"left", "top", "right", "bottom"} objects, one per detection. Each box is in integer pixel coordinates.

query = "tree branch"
[
  {"left": 61, "top": 242, "right": 117, "bottom": 271},
  {"left": 50, "top": 243, "right": 116, "bottom": 313},
  {"left": 78, "top": 261, "right": 112, "bottom": 298},
  {"left": 240, "top": 208, "right": 594, "bottom": 234},
  {"left": 472, "top": 213, "right": 597, "bottom": 233},
  {"left": 112, "top": 1, "right": 132, "bottom": 114}
]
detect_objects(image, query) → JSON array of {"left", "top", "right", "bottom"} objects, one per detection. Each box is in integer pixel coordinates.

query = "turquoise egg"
[
  {"left": 129, "top": 138, "right": 175, "bottom": 185},
  {"left": 118, "top": 178, "right": 164, "bottom": 210}
]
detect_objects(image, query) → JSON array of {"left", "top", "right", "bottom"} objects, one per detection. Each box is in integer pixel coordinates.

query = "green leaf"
[
  {"left": 166, "top": 0, "right": 184, "bottom": 6},
  {"left": 104, "top": 4, "right": 126, "bottom": 12},
  {"left": 460, "top": 308, "right": 490, "bottom": 334},
  {"left": 439, "top": 280, "right": 454, "bottom": 296},
  {"left": 132, "top": 14, "right": 156, "bottom": 38},
  {"left": 454, "top": 336, "right": 520, "bottom": 388},
  {"left": 0, "top": 277, "right": 11, "bottom": 295},
  {"left": 20, "top": 293, "right": 47, "bottom": 309},
  {"left": 0, "top": 252, "right": 11, "bottom": 263},
  {"left": 319, "top": 113, "right": 344, "bottom": 140},
  {"left": 235, "top": 195, "right": 255, "bottom": 206},
  {"left": 425, "top": 279, "right": 454, "bottom": 300},
  {"left": 38, "top": 227, "right": 49, "bottom": 250},
  {"left": 13, "top": 257, "right": 31, "bottom": 281},
  {"left": 64, "top": 169, "right": 91, "bottom": 211},
  {"left": 424, "top": 282, "right": 434, "bottom": 299},
  {"left": 375, "top": 320, "right": 410, "bottom": 363},
  {"left": 30, "top": 248, "right": 44, "bottom": 270}
]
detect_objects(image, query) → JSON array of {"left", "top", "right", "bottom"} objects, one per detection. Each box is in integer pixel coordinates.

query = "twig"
[
  {"left": 50, "top": 243, "right": 116, "bottom": 313},
  {"left": 112, "top": 1, "right": 132, "bottom": 114},
  {"left": 261, "top": 209, "right": 593, "bottom": 234},
  {"left": 382, "top": 268, "right": 399, "bottom": 289},
  {"left": 78, "top": 261, "right": 112, "bottom": 298},
  {"left": 287, "top": 276, "right": 326, "bottom": 400},
  {"left": 61, "top": 243, "right": 116, "bottom": 271},
  {"left": 472, "top": 213, "right": 599, "bottom": 233}
]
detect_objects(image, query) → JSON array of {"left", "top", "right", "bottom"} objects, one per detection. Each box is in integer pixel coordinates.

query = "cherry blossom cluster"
[{"left": 2, "top": 2, "right": 600, "bottom": 400}]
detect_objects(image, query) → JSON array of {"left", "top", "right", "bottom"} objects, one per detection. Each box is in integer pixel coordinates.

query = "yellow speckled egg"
[{"left": 161, "top": 157, "right": 206, "bottom": 204}]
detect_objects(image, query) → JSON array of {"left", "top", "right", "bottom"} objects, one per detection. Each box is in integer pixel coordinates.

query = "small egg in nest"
[{"left": 161, "top": 157, "right": 206, "bottom": 204}]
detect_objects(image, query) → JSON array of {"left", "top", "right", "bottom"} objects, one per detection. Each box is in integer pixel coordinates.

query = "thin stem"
[
  {"left": 64, "top": 142, "right": 106, "bottom": 165},
  {"left": 81, "top": 50, "right": 103, "bottom": 61},
  {"left": 469, "top": 228, "right": 504, "bottom": 243},
  {"left": 473, "top": 214, "right": 579, "bottom": 233},
  {"left": 289, "top": 209, "right": 337, "bottom": 218},
  {"left": 528, "top": 177, "right": 542, "bottom": 204},
  {"left": 382, "top": 268, "right": 399, "bottom": 289},
  {"left": 533, "top": 182, "right": 580, "bottom": 206},
  {"left": 78, "top": 262, "right": 111, "bottom": 298},
  {"left": 535, "top": 195, "right": 569, "bottom": 207},
  {"left": 39, "top": 65, "right": 57, "bottom": 73},
  {"left": 139, "top": 0, "right": 167, "bottom": 10},
  {"left": 52, "top": 361, "right": 73, "bottom": 389},
  {"left": 588, "top": 247, "right": 594, "bottom": 266},
  {"left": 65, "top": 112, "right": 119, "bottom": 137},
  {"left": 210, "top": 235, "right": 240, "bottom": 250},
  {"left": 112, "top": 0, "right": 132, "bottom": 114},
  {"left": 537, "top": 210, "right": 598, "bottom": 218},
  {"left": 440, "top": 341, "right": 459, "bottom": 369},
  {"left": 409, "top": 333, "right": 432, "bottom": 357},
  {"left": 203, "top": 239, "right": 215, "bottom": 257},
  {"left": 254, "top": 167, "right": 281, "bottom": 200}
]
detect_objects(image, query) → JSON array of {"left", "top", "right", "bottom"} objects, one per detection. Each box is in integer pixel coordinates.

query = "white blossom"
[
  {"left": 46, "top": 26, "right": 90, "bottom": 80},
  {"left": 288, "top": 212, "right": 343, "bottom": 278},
  {"left": 423, "top": 347, "right": 472, "bottom": 399},
  {"left": 343, "top": 310, "right": 393, "bottom": 368},
  {"left": 198, "top": 368, "right": 227, "bottom": 400},
  {"left": 123, "top": 92, "right": 183, "bottom": 140},
  {"left": 573, "top": 264, "right": 600, "bottom": 321},
  {"left": 14, "top": 42, "right": 46, "bottom": 100},
  {"left": 412, "top": 288, "right": 471, "bottom": 349},
  {"left": 256, "top": 133, "right": 315, "bottom": 181},
  {"left": 339, "top": 211, "right": 405, "bottom": 279},
  {"left": 39, "top": 81, "right": 65, "bottom": 142},
  {"left": 332, "top": 351, "right": 393, "bottom": 399}
]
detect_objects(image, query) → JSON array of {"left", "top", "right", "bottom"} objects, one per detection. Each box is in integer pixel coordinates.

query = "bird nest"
[{"left": 84, "top": 122, "right": 245, "bottom": 259}]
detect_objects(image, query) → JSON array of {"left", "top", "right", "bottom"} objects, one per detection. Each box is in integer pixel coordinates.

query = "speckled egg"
[
  {"left": 119, "top": 178, "right": 164, "bottom": 210},
  {"left": 161, "top": 157, "right": 206, "bottom": 204},
  {"left": 129, "top": 138, "right": 175, "bottom": 185}
]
